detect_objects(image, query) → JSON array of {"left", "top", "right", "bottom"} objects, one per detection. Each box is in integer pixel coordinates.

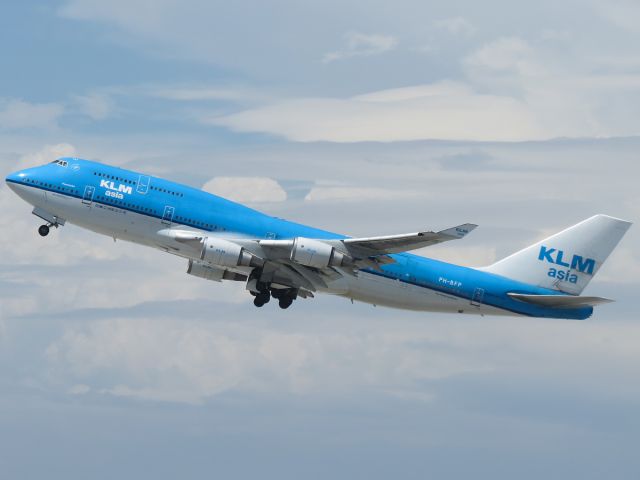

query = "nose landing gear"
[
  {"left": 32, "top": 208, "right": 65, "bottom": 238},
  {"left": 37, "top": 220, "right": 61, "bottom": 237}
]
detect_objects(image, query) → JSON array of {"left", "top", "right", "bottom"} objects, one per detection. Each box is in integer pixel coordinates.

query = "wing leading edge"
[{"left": 337, "top": 223, "right": 477, "bottom": 256}]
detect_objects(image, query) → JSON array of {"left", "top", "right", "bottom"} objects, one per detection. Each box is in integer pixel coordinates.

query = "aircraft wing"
[
  {"left": 336, "top": 223, "right": 477, "bottom": 257},
  {"left": 175, "top": 222, "right": 477, "bottom": 298}
]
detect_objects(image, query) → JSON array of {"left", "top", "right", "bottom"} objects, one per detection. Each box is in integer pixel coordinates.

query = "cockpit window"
[{"left": 51, "top": 159, "right": 68, "bottom": 167}]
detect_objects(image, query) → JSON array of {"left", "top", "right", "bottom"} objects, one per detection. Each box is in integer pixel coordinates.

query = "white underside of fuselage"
[{"left": 13, "top": 183, "right": 511, "bottom": 316}]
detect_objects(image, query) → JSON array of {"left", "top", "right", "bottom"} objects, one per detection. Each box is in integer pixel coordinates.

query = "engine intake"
[{"left": 290, "top": 237, "right": 352, "bottom": 268}]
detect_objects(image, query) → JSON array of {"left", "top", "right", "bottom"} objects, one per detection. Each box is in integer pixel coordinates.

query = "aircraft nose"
[
  {"left": 5, "top": 170, "right": 27, "bottom": 190},
  {"left": 6, "top": 170, "right": 19, "bottom": 184}
]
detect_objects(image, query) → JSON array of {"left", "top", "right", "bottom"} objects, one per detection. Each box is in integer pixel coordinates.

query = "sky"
[{"left": 0, "top": 1, "right": 639, "bottom": 479}]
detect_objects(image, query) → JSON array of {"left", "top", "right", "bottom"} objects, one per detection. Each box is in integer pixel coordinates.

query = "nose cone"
[
  {"left": 5, "top": 170, "right": 24, "bottom": 191},
  {"left": 5, "top": 168, "right": 44, "bottom": 205},
  {"left": 5, "top": 168, "right": 32, "bottom": 190}
]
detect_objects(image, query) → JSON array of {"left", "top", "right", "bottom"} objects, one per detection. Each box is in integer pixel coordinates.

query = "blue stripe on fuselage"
[{"left": 9, "top": 158, "right": 593, "bottom": 320}]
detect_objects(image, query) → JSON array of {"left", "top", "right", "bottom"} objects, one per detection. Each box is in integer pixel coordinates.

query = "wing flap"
[{"left": 508, "top": 293, "right": 613, "bottom": 308}]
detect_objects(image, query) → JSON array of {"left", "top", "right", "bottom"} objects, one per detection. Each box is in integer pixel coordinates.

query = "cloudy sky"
[{"left": 1, "top": 1, "right": 639, "bottom": 478}]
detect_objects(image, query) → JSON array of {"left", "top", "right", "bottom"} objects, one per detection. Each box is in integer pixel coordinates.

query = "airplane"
[{"left": 5, "top": 157, "right": 632, "bottom": 319}]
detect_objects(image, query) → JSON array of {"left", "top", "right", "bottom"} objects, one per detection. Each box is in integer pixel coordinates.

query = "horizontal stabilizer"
[{"left": 508, "top": 293, "right": 613, "bottom": 308}]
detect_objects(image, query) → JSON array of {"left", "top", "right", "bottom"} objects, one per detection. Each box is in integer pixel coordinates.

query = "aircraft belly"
[
  {"left": 340, "top": 271, "right": 511, "bottom": 315},
  {"left": 44, "top": 194, "right": 160, "bottom": 245},
  {"left": 9, "top": 184, "right": 47, "bottom": 209}
]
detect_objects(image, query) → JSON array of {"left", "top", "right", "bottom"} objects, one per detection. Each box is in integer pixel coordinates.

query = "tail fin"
[{"left": 483, "top": 215, "right": 632, "bottom": 294}]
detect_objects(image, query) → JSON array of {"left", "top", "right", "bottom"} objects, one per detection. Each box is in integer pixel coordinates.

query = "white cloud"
[
  {"left": 464, "top": 36, "right": 640, "bottom": 138},
  {"left": 13, "top": 143, "right": 76, "bottom": 170},
  {"left": 464, "top": 37, "right": 538, "bottom": 76},
  {"left": 41, "top": 312, "right": 640, "bottom": 405},
  {"left": 57, "top": 0, "right": 405, "bottom": 81},
  {"left": 44, "top": 317, "right": 495, "bottom": 404},
  {"left": 201, "top": 35, "right": 640, "bottom": 143},
  {"left": 434, "top": 17, "right": 475, "bottom": 36},
  {"left": 147, "top": 85, "right": 268, "bottom": 103},
  {"left": 0, "top": 98, "right": 64, "bottom": 130},
  {"left": 54, "top": 0, "right": 640, "bottom": 143},
  {"left": 202, "top": 177, "right": 287, "bottom": 203},
  {"left": 304, "top": 184, "right": 422, "bottom": 202},
  {"left": 73, "top": 93, "right": 113, "bottom": 120},
  {"left": 68, "top": 383, "right": 91, "bottom": 395},
  {"left": 209, "top": 82, "right": 547, "bottom": 142},
  {"left": 594, "top": 0, "right": 640, "bottom": 32},
  {"left": 322, "top": 32, "right": 398, "bottom": 63}
]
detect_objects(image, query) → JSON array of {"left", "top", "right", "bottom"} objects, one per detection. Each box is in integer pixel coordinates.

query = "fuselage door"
[
  {"left": 137, "top": 175, "right": 150, "bottom": 194},
  {"left": 162, "top": 205, "right": 175, "bottom": 225},
  {"left": 471, "top": 287, "right": 484, "bottom": 306},
  {"left": 82, "top": 185, "right": 95, "bottom": 205}
]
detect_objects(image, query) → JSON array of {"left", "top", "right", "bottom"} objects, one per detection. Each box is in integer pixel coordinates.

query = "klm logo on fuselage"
[
  {"left": 538, "top": 245, "right": 596, "bottom": 284},
  {"left": 100, "top": 179, "right": 132, "bottom": 199}
]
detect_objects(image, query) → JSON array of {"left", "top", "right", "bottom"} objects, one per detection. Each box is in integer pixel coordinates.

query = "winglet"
[{"left": 438, "top": 223, "right": 478, "bottom": 239}]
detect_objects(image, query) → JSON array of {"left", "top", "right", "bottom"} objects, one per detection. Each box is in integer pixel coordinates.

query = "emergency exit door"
[
  {"left": 162, "top": 205, "right": 175, "bottom": 225},
  {"left": 82, "top": 185, "right": 95, "bottom": 205},
  {"left": 471, "top": 287, "right": 484, "bottom": 306}
]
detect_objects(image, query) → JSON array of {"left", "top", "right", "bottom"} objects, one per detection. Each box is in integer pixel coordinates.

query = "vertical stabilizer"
[{"left": 483, "top": 215, "right": 632, "bottom": 294}]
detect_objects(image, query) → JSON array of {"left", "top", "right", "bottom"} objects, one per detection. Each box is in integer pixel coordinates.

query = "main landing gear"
[
  {"left": 250, "top": 281, "right": 297, "bottom": 309},
  {"left": 271, "top": 288, "right": 296, "bottom": 309},
  {"left": 253, "top": 288, "right": 271, "bottom": 308}
]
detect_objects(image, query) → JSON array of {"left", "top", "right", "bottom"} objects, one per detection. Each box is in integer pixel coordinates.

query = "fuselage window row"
[
  {"left": 26, "top": 178, "right": 78, "bottom": 195},
  {"left": 22, "top": 172, "right": 212, "bottom": 230},
  {"left": 30, "top": 177, "right": 206, "bottom": 227},
  {"left": 149, "top": 185, "right": 183, "bottom": 197},
  {"left": 92, "top": 172, "right": 136, "bottom": 185}
]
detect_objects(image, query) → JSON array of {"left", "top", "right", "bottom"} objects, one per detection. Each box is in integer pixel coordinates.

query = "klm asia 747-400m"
[{"left": 5, "top": 158, "right": 632, "bottom": 318}]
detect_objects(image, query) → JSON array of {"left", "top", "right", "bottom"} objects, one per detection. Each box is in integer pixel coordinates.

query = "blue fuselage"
[{"left": 5, "top": 158, "right": 593, "bottom": 319}]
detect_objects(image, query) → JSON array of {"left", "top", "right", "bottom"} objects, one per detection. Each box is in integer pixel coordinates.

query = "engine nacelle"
[
  {"left": 290, "top": 237, "right": 352, "bottom": 268},
  {"left": 200, "top": 237, "right": 261, "bottom": 268},
  {"left": 187, "top": 260, "right": 247, "bottom": 282}
]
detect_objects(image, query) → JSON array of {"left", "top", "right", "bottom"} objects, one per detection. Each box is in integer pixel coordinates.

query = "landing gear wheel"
[
  {"left": 38, "top": 225, "right": 50, "bottom": 237},
  {"left": 278, "top": 297, "right": 293, "bottom": 309},
  {"left": 259, "top": 292, "right": 270, "bottom": 304},
  {"left": 253, "top": 291, "right": 270, "bottom": 307}
]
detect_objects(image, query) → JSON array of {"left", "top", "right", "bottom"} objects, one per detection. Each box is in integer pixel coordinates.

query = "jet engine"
[
  {"left": 290, "top": 237, "right": 352, "bottom": 268},
  {"left": 200, "top": 237, "right": 264, "bottom": 267},
  {"left": 187, "top": 259, "right": 247, "bottom": 282},
  {"left": 200, "top": 237, "right": 262, "bottom": 268}
]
